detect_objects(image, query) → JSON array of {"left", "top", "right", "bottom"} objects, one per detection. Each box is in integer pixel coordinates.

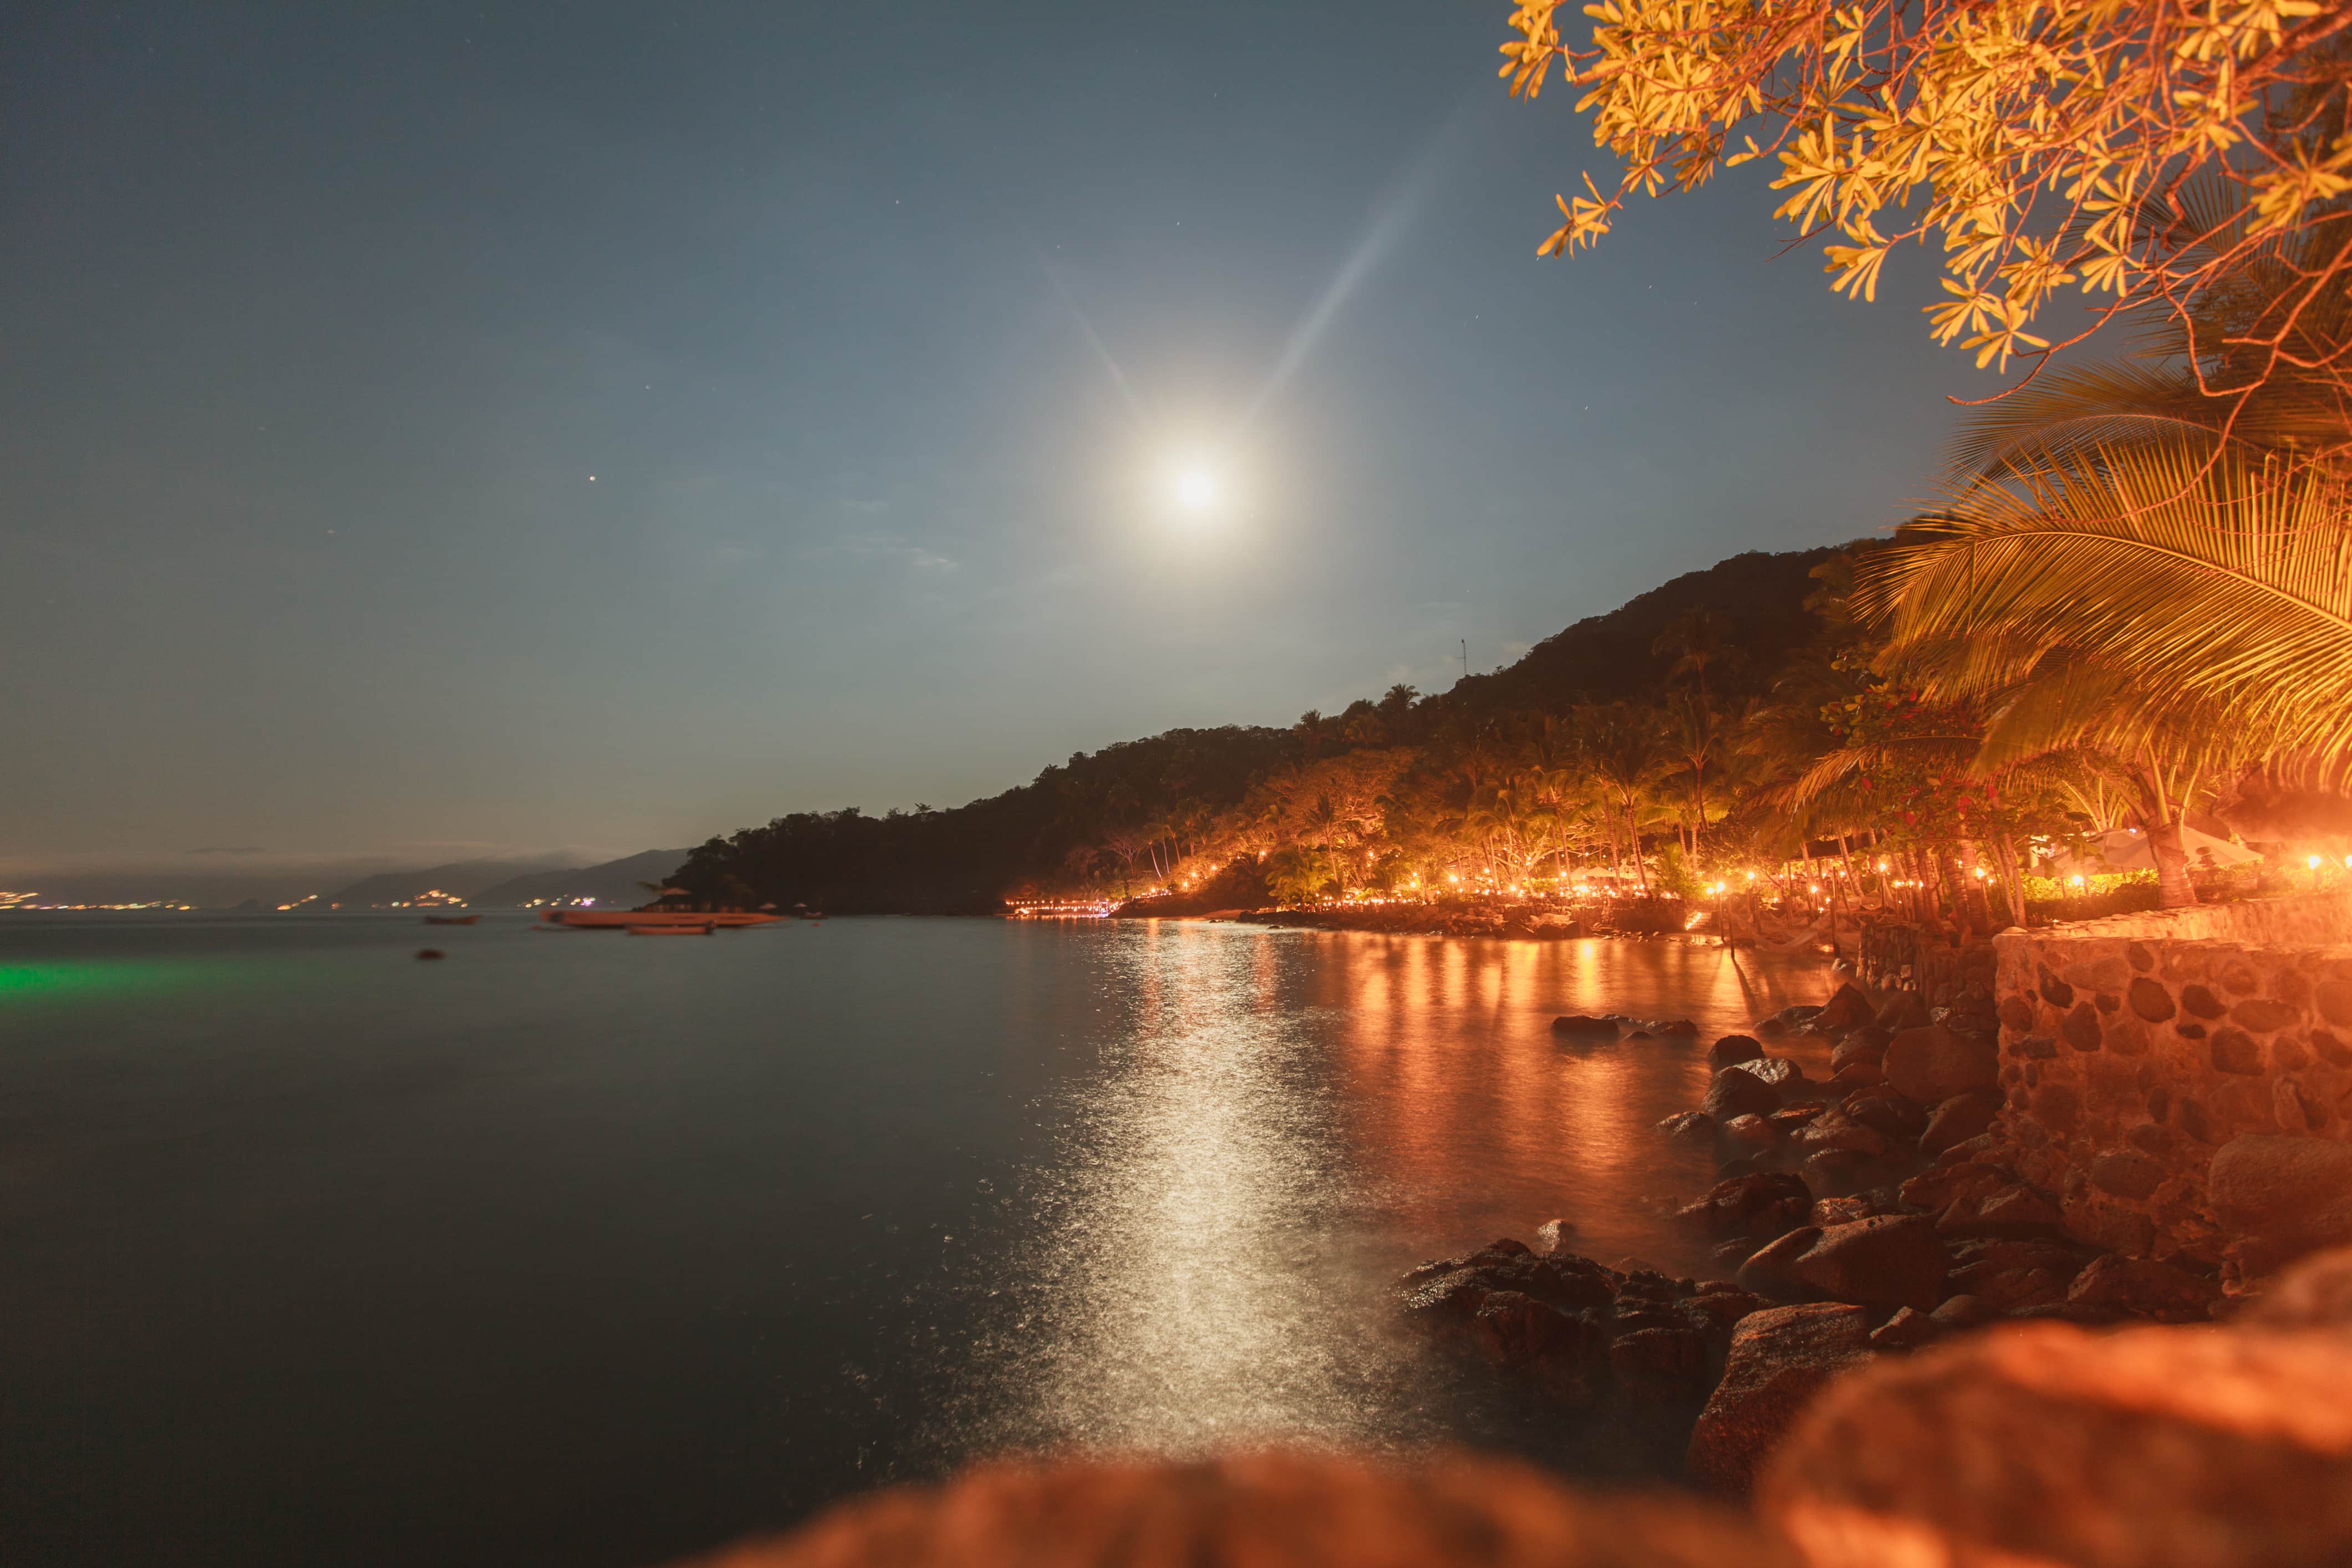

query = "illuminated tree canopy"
[{"left": 1500, "top": 0, "right": 2352, "bottom": 391}]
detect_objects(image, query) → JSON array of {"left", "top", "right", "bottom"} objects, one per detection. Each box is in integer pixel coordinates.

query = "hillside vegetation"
[{"left": 671, "top": 547, "right": 1849, "bottom": 914}]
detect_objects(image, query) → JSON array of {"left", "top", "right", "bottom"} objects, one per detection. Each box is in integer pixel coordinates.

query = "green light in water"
[{"left": 0, "top": 960, "right": 222, "bottom": 1003}]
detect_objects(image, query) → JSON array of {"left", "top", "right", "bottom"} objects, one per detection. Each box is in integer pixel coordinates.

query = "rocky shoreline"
[{"left": 1399, "top": 967, "right": 2239, "bottom": 1491}]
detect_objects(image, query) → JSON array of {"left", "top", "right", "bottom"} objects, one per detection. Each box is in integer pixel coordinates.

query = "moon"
[{"left": 1173, "top": 466, "right": 1218, "bottom": 513}]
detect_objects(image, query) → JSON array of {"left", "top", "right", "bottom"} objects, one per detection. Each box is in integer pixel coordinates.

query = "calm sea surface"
[{"left": 1, "top": 913, "right": 1833, "bottom": 1566}]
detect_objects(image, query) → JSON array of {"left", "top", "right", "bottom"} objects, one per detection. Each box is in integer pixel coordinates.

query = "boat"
[
  {"left": 539, "top": 908, "right": 783, "bottom": 930},
  {"left": 627, "top": 922, "right": 712, "bottom": 936},
  {"left": 422, "top": 914, "right": 480, "bottom": 926}
]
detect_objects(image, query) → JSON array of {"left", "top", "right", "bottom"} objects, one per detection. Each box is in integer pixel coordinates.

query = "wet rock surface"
[
  {"left": 1404, "top": 966, "right": 2292, "bottom": 1495},
  {"left": 1701, "top": 1068, "right": 1783, "bottom": 1122},
  {"left": 1707, "top": 1034, "right": 1765, "bottom": 1068},
  {"left": 1399, "top": 1240, "right": 1773, "bottom": 1470},
  {"left": 1677, "top": 1174, "right": 1813, "bottom": 1241}
]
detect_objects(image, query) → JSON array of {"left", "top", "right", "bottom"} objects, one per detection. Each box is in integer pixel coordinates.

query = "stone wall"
[
  {"left": 1987, "top": 892, "right": 2352, "bottom": 1270},
  {"left": 2020, "top": 889, "right": 2352, "bottom": 947}
]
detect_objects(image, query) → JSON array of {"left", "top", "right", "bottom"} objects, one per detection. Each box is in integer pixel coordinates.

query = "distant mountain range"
[
  {"left": 466, "top": 850, "right": 692, "bottom": 908},
  {"left": 325, "top": 850, "right": 688, "bottom": 909}
]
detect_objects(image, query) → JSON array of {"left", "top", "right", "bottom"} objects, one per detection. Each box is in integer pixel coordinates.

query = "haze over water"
[{"left": 2, "top": 915, "right": 1831, "bottom": 1566}]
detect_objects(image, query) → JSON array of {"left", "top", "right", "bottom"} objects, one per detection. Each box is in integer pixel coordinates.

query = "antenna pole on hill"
[{"left": 1460, "top": 639, "right": 1469, "bottom": 683}]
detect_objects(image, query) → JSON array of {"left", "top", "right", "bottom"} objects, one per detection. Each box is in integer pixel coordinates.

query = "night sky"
[{"left": 2, "top": 2, "right": 1998, "bottom": 880}]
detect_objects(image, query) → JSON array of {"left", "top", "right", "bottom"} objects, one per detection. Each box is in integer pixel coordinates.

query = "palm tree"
[
  {"left": 1856, "top": 439, "right": 2352, "bottom": 904},
  {"left": 1863, "top": 443, "right": 2352, "bottom": 759},
  {"left": 1661, "top": 693, "right": 1723, "bottom": 859},
  {"left": 1294, "top": 710, "right": 1335, "bottom": 759},
  {"left": 1376, "top": 683, "right": 1420, "bottom": 733},
  {"left": 1652, "top": 608, "right": 1741, "bottom": 704},
  {"left": 1578, "top": 702, "right": 1667, "bottom": 894}
]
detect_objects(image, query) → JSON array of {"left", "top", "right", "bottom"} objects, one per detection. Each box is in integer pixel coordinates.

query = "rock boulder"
[
  {"left": 1867, "top": 1306, "right": 1941, "bottom": 1351},
  {"left": 1883, "top": 1024, "right": 1998, "bottom": 1106},
  {"left": 2207, "top": 1134, "right": 2352, "bottom": 1276},
  {"left": 1841, "top": 1085, "right": 1927, "bottom": 1142},
  {"left": 1828, "top": 1036, "right": 1885, "bottom": 1074},
  {"left": 2064, "top": 1255, "right": 2221, "bottom": 1323},
  {"left": 2247, "top": 1244, "right": 2352, "bottom": 1328},
  {"left": 1918, "top": 1089, "right": 2003, "bottom": 1157},
  {"left": 1686, "top": 1303, "right": 1874, "bottom": 1495},
  {"left": 1874, "top": 991, "right": 1929, "bottom": 1033},
  {"left": 1734, "top": 1056, "right": 1804, "bottom": 1090},
  {"left": 1735, "top": 1227, "right": 1823, "bottom": 1302},
  {"left": 1707, "top": 1034, "right": 1765, "bottom": 1068},
  {"left": 1790, "top": 1109, "right": 1897, "bottom": 1162},
  {"left": 1702, "top": 1068, "right": 1784, "bottom": 1122},
  {"left": 1657, "top": 1111, "right": 1716, "bottom": 1150},
  {"left": 1788, "top": 1215, "right": 1950, "bottom": 1311},
  {"left": 1816, "top": 982, "right": 1876, "bottom": 1032},
  {"left": 1679, "top": 1173, "right": 1815, "bottom": 1241}
]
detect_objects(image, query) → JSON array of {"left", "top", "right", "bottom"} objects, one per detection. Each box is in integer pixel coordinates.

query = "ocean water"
[{"left": 0, "top": 913, "right": 1834, "bottom": 1566}]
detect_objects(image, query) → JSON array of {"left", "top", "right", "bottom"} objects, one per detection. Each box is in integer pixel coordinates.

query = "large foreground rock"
[
  {"left": 1759, "top": 1321, "right": 2352, "bottom": 1568},
  {"left": 1685, "top": 1303, "right": 1872, "bottom": 1495},
  {"left": 680, "top": 1450, "right": 1799, "bottom": 1567}
]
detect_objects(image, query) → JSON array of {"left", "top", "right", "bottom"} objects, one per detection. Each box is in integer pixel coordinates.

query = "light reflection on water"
[
  {"left": 0, "top": 913, "right": 1832, "bottom": 1567},
  {"left": 982, "top": 922, "right": 1831, "bottom": 1461}
]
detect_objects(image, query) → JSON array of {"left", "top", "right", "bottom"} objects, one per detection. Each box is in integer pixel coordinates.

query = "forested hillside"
[{"left": 670, "top": 544, "right": 1855, "bottom": 913}]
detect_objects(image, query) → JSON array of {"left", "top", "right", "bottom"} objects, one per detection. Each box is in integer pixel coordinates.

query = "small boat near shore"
[
  {"left": 422, "top": 914, "right": 480, "bottom": 926},
  {"left": 539, "top": 908, "right": 782, "bottom": 930}
]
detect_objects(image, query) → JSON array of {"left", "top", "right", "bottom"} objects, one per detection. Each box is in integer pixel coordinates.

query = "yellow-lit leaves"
[
  {"left": 1500, "top": 1, "right": 1566, "bottom": 97},
  {"left": 1540, "top": 174, "right": 1616, "bottom": 255},
  {"left": 1503, "top": 0, "right": 2352, "bottom": 384}
]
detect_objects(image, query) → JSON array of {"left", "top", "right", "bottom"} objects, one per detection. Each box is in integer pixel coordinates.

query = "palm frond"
[
  {"left": 1778, "top": 732, "right": 1979, "bottom": 813},
  {"left": 1951, "top": 361, "right": 2352, "bottom": 482},
  {"left": 1949, "top": 360, "right": 2214, "bottom": 479},
  {"left": 1859, "top": 439, "right": 2352, "bottom": 764}
]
